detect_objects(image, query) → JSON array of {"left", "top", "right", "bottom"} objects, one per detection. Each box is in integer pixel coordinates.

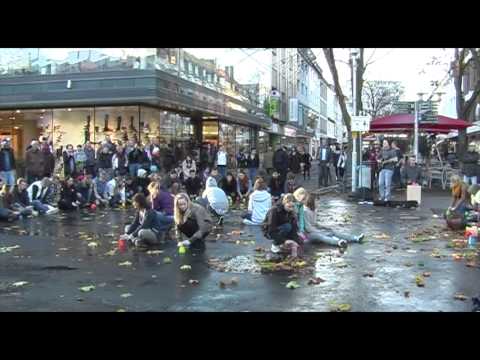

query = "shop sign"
[
  {"left": 289, "top": 98, "right": 298, "bottom": 122},
  {"left": 269, "top": 89, "right": 281, "bottom": 120},
  {"left": 284, "top": 127, "right": 296, "bottom": 137},
  {"left": 351, "top": 115, "right": 370, "bottom": 132}
]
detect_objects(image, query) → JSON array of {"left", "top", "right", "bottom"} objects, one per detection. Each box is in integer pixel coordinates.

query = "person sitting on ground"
[
  {"left": 27, "top": 177, "right": 59, "bottom": 215},
  {"left": 148, "top": 181, "right": 174, "bottom": 217},
  {"left": 209, "top": 167, "right": 222, "bottom": 184},
  {"left": 219, "top": 172, "right": 238, "bottom": 206},
  {"left": 199, "top": 177, "right": 229, "bottom": 226},
  {"left": 174, "top": 192, "right": 213, "bottom": 250},
  {"left": 268, "top": 171, "right": 283, "bottom": 201},
  {"left": 448, "top": 175, "right": 469, "bottom": 216},
  {"left": 236, "top": 170, "right": 252, "bottom": 205},
  {"left": 132, "top": 169, "right": 150, "bottom": 197},
  {"left": 284, "top": 172, "right": 297, "bottom": 194},
  {"left": 292, "top": 188, "right": 308, "bottom": 242},
  {"left": 182, "top": 155, "right": 197, "bottom": 182},
  {"left": 58, "top": 177, "right": 83, "bottom": 211},
  {"left": 263, "top": 194, "right": 301, "bottom": 258},
  {"left": 10, "top": 178, "right": 38, "bottom": 216},
  {"left": 121, "top": 193, "right": 171, "bottom": 248},
  {"left": 401, "top": 157, "right": 423, "bottom": 186},
  {"left": 0, "top": 183, "right": 22, "bottom": 219},
  {"left": 75, "top": 174, "right": 94, "bottom": 207},
  {"left": 93, "top": 171, "right": 110, "bottom": 207},
  {"left": 243, "top": 178, "right": 272, "bottom": 226},
  {"left": 0, "top": 178, "right": 20, "bottom": 222},
  {"left": 106, "top": 175, "right": 123, "bottom": 208},
  {"left": 184, "top": 169, "right": 203, "bottom": 199},
  {"left": 161, "top": 169, "right": 181, "bottom": 192},
  {"left": 468, "top": 184, "right": 480, "bottom": 211},
  {"left": 300, "top": 192, "right": 364, "bottom": 248}
]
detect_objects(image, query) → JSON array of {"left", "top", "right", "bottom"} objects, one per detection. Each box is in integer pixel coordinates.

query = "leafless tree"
[{"left": 363, "top": 81, "right": 404, "bottom": 119}]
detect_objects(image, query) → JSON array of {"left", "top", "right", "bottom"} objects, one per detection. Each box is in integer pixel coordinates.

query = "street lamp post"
[
  {"left": 351, "top": 48, "right": 360, "bottom": 193},
  {"left": 414, "top": 92, "right": 425, "bottom": 160}
]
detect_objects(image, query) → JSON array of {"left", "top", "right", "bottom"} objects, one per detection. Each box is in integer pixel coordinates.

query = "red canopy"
[{"left": 369, "top": 114, "right": 469, "bottom": 133}]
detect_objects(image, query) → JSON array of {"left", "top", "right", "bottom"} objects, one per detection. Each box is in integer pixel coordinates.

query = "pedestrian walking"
[
  {"left": 299, "top": 146, "right": 312, "bottom": 181},
  {"left": 288, "top": 147, "right": 302, "bottom": 175},
  {"left": 0, "top": 138, "right": 16, "bottom": 186},
  {"left": 273, "top": 145, "right": 289, "bottom": 189}
]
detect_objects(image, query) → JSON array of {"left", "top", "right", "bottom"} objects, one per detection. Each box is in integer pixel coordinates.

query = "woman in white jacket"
[
  {"left": 243, "top": 178, "right": 272, "bottom": 225},
  {"left": 300, "top": 191, "right": 364, "bottom": 247}
]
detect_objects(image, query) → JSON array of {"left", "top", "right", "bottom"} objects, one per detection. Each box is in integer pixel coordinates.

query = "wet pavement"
[{"left": 1, "top": 173, "right": 479, "bottom": 312}]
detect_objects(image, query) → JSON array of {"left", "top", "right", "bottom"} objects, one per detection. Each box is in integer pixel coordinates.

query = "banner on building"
[
  {"left": 269, "top": 89, "right": 281, "bottom": 120},
  {"left": 289, "top": 98, "right": 298, "bottom": 122}
]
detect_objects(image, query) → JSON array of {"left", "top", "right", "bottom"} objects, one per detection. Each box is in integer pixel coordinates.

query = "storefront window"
[
  {"left": 202, "top": 120, "right": 219, "bottom": 145},
  {"left": 219, "top": 122, "right": 236, "bottom": 167},
  {"left": 92, "top": 106, "right": 140, "bottom": 147},
  {"left": 235, "top": 125, "right": 252, "bottom": 154},
  {"left": 0, "top": 109, "right": 53, "bottom": 160},
  {"left": 52, "top": 108, "right": 94, "bottom": 150}
]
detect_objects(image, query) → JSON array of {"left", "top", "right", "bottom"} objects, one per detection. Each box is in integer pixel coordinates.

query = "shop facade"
[{"left": 0, "top": 69, "right": 270, "bottom": 165}]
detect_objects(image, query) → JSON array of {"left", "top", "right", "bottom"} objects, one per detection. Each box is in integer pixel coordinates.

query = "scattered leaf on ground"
[
  {"left": 180, "top": 265, "right": 192, "bottom": 271},
  {"left": 373, "top": 233, "right": 391, "bottom": 239},
  {"left": 415, "top": 275, "right": 425, "bottom": 287},
  {"left": 286, "top": 281, "right": 300, "bottom": 289},
  {"left": 87, "top": 242, "right": 99, "bottom": 248},
  {"left": 331, "top": 303, "right": 352, "bottom": 312},
  {"left": 120, "top": 293, "right": 133, "bottom": 298},
  {"left": 404, "top": 291, "right": 410, "bottom": 298},
  {"left": 363, "top": 272, "right": 374, "bottom": 278},
  {"left": 0, "top": 245, "right": 21, "bottom": 254},
  {"left": 79, "top": 285, "right": 95, "bottom": 292},
  {"left": 58, "top": 248, "right": 69, "bottom": 251},
  {"left": 163, "top": 257, "right": 172, "bottom": 264},
  {"left": 105, "top": 249, "right": 117, "bottom": 256},
  {"left": 118, "top": 261, "right": 132, "bottom": 267},
  {"left": 307, "top": 277, "right": 325, "bottom": 285},
  {"left": 454, "top": 293, "right": 468, "bottom": 301},
  {"left": 146, "top": 250, "right": 164, "bottom": 255},
  {"left": 11, "top": 281, "right": 29, "bottom": 287},
  {"left": 189, "top": 280, "right": 199, "bottom": 285},
  {"left": 422, "top": 272, "right": 431, "bottom": 277},
  {"left": 117, "top": 309, "right": 127, "bottom": 312}
]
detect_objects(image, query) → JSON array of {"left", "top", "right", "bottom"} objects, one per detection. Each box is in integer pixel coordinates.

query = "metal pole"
[
  {"left": 351, "top": 52, "right": 357, "bottom": 192},
  {"left": 414, "top": 100, "right": 419, "bottom": 159}
]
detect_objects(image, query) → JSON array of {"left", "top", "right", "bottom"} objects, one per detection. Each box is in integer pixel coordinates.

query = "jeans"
[
  {"left": 318, "top": 163, "right": 329, "bottom": 187},
  {"left": 129, "top": 163, "right": 142, "bottom": 177},
  {"left": 308, "top": 230, "right": 359, "bottom": 246},
  {"left": 248, "top": 168, "right": 257, "bottom": 181},
  {"left": 0, "top": 170, "right": 15, "bottom": 186},
  {"left": 124, "top": 225, "right": 162, "bottom": 246},
  {"left": 217, "top": 165, "right": 227, "bottom": 178},
  {"left": 270, "top": 223, "right": 296, "bottom": 246},
  {"left": 31, "top": 200, "right": 49, "bottom": 214},
  {"left": 464, "top": 175, "right": 477, "bottom": 186},
  {"left": 378, "top": 169, "right": 394, "bottom": 201}
]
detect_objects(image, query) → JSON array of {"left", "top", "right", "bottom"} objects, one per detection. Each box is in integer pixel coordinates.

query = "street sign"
[
  {"left": 351, "top": 115, "right": 370, "bottom": 132},
  {"left": 394, "top": 101, "right": 415, "bottom": 114},
  {"left": 418, "top": 100, "right": 438, "bottom": 123}
]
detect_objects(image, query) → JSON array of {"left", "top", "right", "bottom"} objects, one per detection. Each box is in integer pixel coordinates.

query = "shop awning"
[{"left": 370, "top": 114, "right": 470, "bottom": 133}]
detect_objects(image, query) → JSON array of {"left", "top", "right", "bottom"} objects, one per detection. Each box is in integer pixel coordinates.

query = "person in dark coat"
[
  {"left": 461, "top": 144, "right": 479, "bottom": 186},
  {"left": 273, "top": 145, "right": 289, "bottom": 190},
  {"left": 247, "top": 149, "right": 260, "bottom": 182},
  {"left": 184, "top": 169, "right": 203, "bottom": 199},
  {"left": 0, "top": 139, "right": 16, "bottom": 187},
  {"left": 25, "top": 141, "right": 46, "bottom": 184},
  {"left": 288, "top": 148, "right": 302, "bottom": 175},
  {"left": 317, "top": 139, "right": 332, "bottom": 187},
  {"left": 299, "top": 146, "right": 312, "bottom": 181},
  {"left": 128, "top": 142, "right": 147, "bottom": 177},
  {"left": 58, "top": 177, "right": 82, "bottom": 211},
  {"left": 63, "top": 144, "right": 77, "bottom": 178}
]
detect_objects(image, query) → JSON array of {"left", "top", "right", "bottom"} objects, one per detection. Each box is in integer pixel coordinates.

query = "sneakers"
[
  {"left": 46, "top": 207, "right": 59, "bottom": 215},
  {"left": 338, "top": 239, "right": 348, "bottom": 248}
]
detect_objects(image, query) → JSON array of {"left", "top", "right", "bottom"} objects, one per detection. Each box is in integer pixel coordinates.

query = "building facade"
[{"left": 0, "top": 48, "right": 271, "bottom": 165}]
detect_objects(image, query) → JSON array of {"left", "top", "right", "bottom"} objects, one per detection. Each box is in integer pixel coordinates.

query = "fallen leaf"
[
  {"left": 118, "top": 261, "right": 132, "bottom": 267},
  {"left": 117, "top": 309, "right": 127, "bottom": 312},
  {"left": 373, "top": 233, "right": 391, "bottom": 239},
  {"left": 230, "top": 277, "right": 239, "bottom": 285},
  {"left": 404, "top": 291, "right": 410, "bottom": 298},
  {"left": 120, "top": 293, "right": 133, "bottom": 298},
  {"left": 466, "top": 262, "right": 478, "bottom": 268},
  {"left": 163, "top": 257, "right": 172, "bottom": 264},
  {"left": 87, "top": 242, "right": 99, "bottom": 248},
  {"left": 422, "top": 272, "right": 431, "bottom": 277},
  {"left": 308, "top": 277, "right": 325, "bottom": 285},
  {"left": 286, "top": 281, "right": 300, "bottom": 289},
  {"left": 105, "top": 249, "right": 117, "bottom": 256},
  {"left": 363, "top": 272, "right": 374, "bottom": 278},
  {"left": 336, "top": 263, "right": 348, "bottom": 268},
  {"left": 146, "top": 250, "right": 164, "bottom": 255},
  {"left": 254, "top": 247, "right": 265, "bottom": 252},
  {"left": 452, "top": 253, "right": 463, "bottom": 261},
  {"left": 189, "top": 280, "right": 199, "bottom": 285},
  {"left": 180, "top": 265, "right": 192, "bottom": 271},
  {"left": 58, "top": 248, "right": 69, "bottom": 251},
  {"left": 415, "top": 275, "right": 425, "bottom": 287},
  {"left": 98, "top": 283, "right": 107, "bottom": 287},
  {"left": 11, "top": 281, "right": 29, "bottom": 287},
  {"left": 0, "top": 245, "right": 21, "bottom": 254},
  {"left": 331, "top": 303, "right": 351, "bottom": 312},
  {"left": 79, "top": 285, "right": 95, "bottom": 292},
  {"left": 453, "top": 293, "right": 468, "bottom": 301}
]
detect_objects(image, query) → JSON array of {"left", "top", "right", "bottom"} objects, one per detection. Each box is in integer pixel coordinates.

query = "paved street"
[{"left": 1, "top": 168, "right": 479, "bottom": 312}]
